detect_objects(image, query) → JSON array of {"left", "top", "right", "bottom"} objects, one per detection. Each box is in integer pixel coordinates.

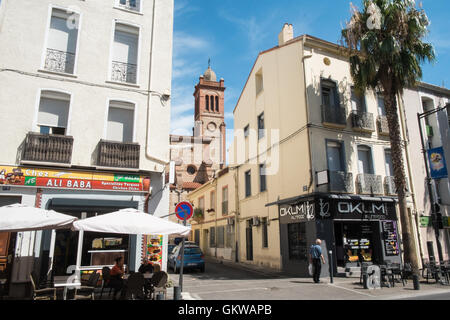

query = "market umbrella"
[
  {"left": 0, "top": 203, "right": 78, "bottom": 232},
  {"left": 72, "top": 208, "right": 191, "bottom": 237}
]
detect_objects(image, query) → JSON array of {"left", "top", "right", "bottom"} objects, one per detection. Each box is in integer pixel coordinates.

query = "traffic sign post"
[{"left": 174, "top": 202, "right": 193, "bottom": 292}]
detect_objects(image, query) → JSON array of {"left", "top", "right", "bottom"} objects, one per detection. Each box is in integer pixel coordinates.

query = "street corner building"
[
  {"left": 189, "top": 24, "right": 450, "bottom": 277},
  {"left": 0, "top": 0, "right": 174, "bottom": 298}
]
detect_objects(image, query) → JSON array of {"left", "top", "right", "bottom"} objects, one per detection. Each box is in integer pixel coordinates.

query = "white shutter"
[
  {"left": 48, "top": 13, "right": 78, "bottom": 53},
  {"left": 113, "top": 27, "right": 138, "bottom": 64},
  {"left": 107, "top": 105, "right": 134, "bottom": 143},
  {"left": 37, "top": 97, "right": 70, "bottom": 128}
]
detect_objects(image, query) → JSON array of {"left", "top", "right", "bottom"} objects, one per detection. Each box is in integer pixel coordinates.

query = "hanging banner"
[
  {"left": 0, "top": 166, "right": 150, "bottom": 192},
  {"left": 427, "top": 147, "right": 448, "bottom": 179}
]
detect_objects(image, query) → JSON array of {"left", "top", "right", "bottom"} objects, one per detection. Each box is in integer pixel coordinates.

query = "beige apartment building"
[{"left": 191, "top": 25, "right": 425, "bottom": 276}]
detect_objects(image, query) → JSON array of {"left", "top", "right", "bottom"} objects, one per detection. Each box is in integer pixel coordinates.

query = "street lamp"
[{"left": 417, "top": 104, "right": 449, "bottom": 283}]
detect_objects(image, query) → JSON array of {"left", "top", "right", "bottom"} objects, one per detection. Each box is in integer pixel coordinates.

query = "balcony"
[
  {"left": 22, "top": 132, "right": 73, "bottom": 164},
  {"left": 111, "top": 61, "right": 137, "bottom": 84},
  {"left": 44, "top": 49, "right": 75, "bottom": 74},
  {"left": 377, "top": 116, "right": 390, "bottom": 136},
  {"left": 117, "top": 0, "right": 140, "bottom": 12},
  {"left": 328, "top": 171, "right": 354, "bottom": 193},
  {"left": 321, "top": 105, "right": 347, "bottom": 128},
  {"left": 356, "top": 174, "right": 383, "bottom": 195},
  {"left": 384, "top": 176, "right": 410, "bottom": 195},
  {"left": 351, "top": 111, "right": 375, "bottom": 133},
  {"left": 97, "top": 140, "right": 140, "bottom": 169}
]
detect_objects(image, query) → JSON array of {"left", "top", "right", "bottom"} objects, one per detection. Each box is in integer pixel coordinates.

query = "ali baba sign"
[
  {"left": 279, "top": 197, "right": 396, "bottom": 224},
  {"left": 0, "top": 166, "right": 150, "bottom": 193}
]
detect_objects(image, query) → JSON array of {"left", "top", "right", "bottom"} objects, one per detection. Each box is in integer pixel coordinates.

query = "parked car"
[{"left": 168, "top": 244, "right": 205, "bottom": 273}]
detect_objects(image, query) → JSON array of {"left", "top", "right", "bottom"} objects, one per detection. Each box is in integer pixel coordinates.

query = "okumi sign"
[{"left": 279, "top": 197, "right": 396, "bottom": 224}]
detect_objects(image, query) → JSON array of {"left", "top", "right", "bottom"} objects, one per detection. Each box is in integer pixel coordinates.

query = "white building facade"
[
  {"left": 402, "top": 84, "right": 450, "bottom": 264},
  {"left": 0, "top": 0, "right": 173, "bottom": 297}
]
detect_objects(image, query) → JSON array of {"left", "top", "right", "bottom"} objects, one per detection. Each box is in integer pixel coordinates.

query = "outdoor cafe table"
[
  {"left": 123, "top": 273, "right": 153, "bottom": 280},
  {"left": 53, "top": 276, "right": 81, "bottom": 300}
]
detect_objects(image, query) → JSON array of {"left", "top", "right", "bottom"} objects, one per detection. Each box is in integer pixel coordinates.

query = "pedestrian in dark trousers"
[{"left": 309, "top": 239, "right": 325, "bottom": 283}]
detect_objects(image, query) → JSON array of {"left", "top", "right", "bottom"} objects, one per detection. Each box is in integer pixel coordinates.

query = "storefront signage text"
[{"left": 0, "top": 166, "right": 149, "bottom": 193}]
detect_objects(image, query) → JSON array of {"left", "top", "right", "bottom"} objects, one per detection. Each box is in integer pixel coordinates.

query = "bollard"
[
  {"left": 173, "top": 286, "right": 182, "bottom": 300},
  {"left": 413, "top": 274, "right": 420, "bottom": 290},
  {"left": 363, "top": 274, "right": 368, "bottom": 289},
  {"left": 328, "top": 250, "right": 334, "bottom": 284},
  {"left": 156, "top": 293, "right": 165, "bottom": 300}
]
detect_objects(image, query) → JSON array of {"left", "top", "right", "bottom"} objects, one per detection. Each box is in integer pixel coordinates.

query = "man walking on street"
[{"left": 309, "top": 239, "right": 325, "bottom": 283}]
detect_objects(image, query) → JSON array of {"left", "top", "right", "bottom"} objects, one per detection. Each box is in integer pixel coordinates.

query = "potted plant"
[{"left": 193, "top": 208, "right": 204, "bottom": 223}]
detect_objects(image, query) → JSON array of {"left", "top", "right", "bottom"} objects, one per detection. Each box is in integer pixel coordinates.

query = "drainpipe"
[
  {"left": 145, "top": 0, "right": 170, "bottom": 168},
  {"left": 234, "top": 166, "right": 240, "bottom": 263},
  {"left": 398, "top": 93, "right": 425, "bottom": 268},
  {"left": 302, "top": 37, "right": 314, "bottom": 192}
]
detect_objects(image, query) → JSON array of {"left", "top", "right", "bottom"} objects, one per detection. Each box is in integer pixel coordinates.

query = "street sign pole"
[{"left": 179, "top": 211, "right": 186, "bottom": 292}]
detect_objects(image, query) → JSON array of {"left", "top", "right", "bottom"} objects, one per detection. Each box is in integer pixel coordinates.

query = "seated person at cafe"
[
  {"left": 110, "top": 256, "right": 125, "bottom": 299},
  {"left": 138, "top": 258, "right": 154, "bottom": 274}
]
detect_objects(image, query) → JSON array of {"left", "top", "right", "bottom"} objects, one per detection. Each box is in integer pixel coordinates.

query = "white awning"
[
  {"left": 72, "top": 208, "right": 191, "bottom": 237},
  {"left": 0, "top": 203, "right": 77, "bottom": 232}
]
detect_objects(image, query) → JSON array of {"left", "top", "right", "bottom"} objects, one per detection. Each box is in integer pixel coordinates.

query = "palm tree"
[{"left": 341, "top": 0, "right": 434, "bottom": 278}]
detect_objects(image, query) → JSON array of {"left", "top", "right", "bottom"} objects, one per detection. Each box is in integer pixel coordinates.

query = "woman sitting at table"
[
  {"left": 138, "top": 258, "right": 154, "bottom": 274},
  {"left": 110, "top": 256, "right": 125, "bottom": 300}
]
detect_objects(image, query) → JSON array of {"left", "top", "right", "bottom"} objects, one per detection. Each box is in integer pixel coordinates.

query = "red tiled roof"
[{"left": 182, "top": 182, "right": 203, "bottom": 190}]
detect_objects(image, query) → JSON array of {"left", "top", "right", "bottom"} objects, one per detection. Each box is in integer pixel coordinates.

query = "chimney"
[{"left": 278, "top": 23, "right": 294, "bottom": 46}]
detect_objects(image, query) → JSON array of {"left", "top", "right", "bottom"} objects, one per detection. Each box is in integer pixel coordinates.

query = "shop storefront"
[
  {"left": 275, "top": 193, "right": 402, "bottom": 277},
  {"left": 0, "top": 165, "right": 167, "bottom": 297}
]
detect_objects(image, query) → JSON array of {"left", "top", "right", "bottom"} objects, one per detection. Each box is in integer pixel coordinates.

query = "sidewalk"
[{"left": 180, "top": 257, "right": 450, "bottom": 300}]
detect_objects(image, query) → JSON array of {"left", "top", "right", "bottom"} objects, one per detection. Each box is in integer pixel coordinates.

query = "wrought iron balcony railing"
[
  {"left": 384, "top": 176, "right": 410, "bottom": 195},
  {"left": 321, "top": 105, "right": 347, "bottom": 127},
  {"left": 377, "top": 116, "right": 390, "bottom": 136},
  {"left": 118, "top": 0, "right": 140, "bottom": 11},
  {"left": 328, "top": 171, "right": 354, "bottom": 193},
  {"left": 97, "top": 140, "right": 140, "bottom": 169},
  {"left": 44, "top": 49, "right": 75, "bottom": 74},
  {"left": 356, "top": 174, "right": 383, "bottom": 195},
  {"left": 111, "top": 61, "right": 137, "bottom": 84},
  {"left": 22, "top": 132, "right": 73, "bottom": 164},
  {"left": 351, "top": 111, "right": 375, "bottom": 132}
]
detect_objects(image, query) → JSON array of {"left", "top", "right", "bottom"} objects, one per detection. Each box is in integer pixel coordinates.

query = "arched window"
[
  {"left": 215, "top": 96, "right": 219, "bottom": 112},
  {"left": 205, "top": 95, "right": 209, "bottom": 111},
  {"left": 210, "top": 95, "right": 214, "bottom": 112}
]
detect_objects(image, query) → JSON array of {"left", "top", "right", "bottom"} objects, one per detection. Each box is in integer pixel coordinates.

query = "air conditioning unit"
[
  {"left": 252, "top": 217, "right": 260, "bottom": 227},
  {"left": 227, "top": 217, "right": 235, "bottom": 225}
]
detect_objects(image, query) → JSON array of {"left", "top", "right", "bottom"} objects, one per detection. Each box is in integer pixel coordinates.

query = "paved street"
[{"left": 168, "top": 258, "right": 450, "bottom": 300}]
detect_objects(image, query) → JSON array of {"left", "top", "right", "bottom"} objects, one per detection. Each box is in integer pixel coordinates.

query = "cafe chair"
[
  {"left": 100, "top": 267, "right": 114, "bottom": 299},
  {"left": 74, "top": 272, "right": 100, "bottom": 300},
  {"left": 126, "top": 272, "right": 145, "bottom": 300},
  {"left": 149, "top": 271, "right": 168, "bottom": 300},
  {"left": 30, "top": 273, "right": 57, "bottom": 300}
]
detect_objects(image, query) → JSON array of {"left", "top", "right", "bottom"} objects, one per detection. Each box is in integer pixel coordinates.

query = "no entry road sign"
[{"left": 175, "top": 201, "right": 193, "bottom": 221}]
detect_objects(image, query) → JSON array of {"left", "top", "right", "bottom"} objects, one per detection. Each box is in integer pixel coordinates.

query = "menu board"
[
  {"left": 146, "top": 235, "right": 163, "bottom": 265},
  {"left": 382, "top": 221, "right": 399, "bottom": 256}
]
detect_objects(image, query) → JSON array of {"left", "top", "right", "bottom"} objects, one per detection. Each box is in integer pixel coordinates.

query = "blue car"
[{"left": 168, "top": 244, "right": 205, "bottom": 273}]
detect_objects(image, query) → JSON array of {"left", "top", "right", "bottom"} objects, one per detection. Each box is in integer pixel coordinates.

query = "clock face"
[{"left": 207, "top": 122, "right": 217, "bottom": 132}]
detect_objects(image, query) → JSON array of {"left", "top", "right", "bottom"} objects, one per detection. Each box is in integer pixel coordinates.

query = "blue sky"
[{"left": 170, "top": 0, "right": 450, "bottom": 146}]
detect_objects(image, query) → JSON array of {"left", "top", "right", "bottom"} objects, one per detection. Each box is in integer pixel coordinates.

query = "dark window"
[
  {"left": 288, "top": 223, "right": 307, "bottom": 261},
  {"left": 206, "top": 95, "right": 209, "bottom": 111},
  {"left": 215, "top": 96, "right": 219, "bottom": 112},
  {"left": 217, "top": 226, "right": 225, "bottom": 248},
  {"left": 326, "top": 141, "right": 344, "bottom": 172},
  {"left": 210, "top": 96, "right": 214, "bottom": 111},
  {"left": 209, "top": 227, "right": 215, "bottom": 247},
  {"left": 259, "top": 164, "right": 267, "bottom": 192},
  {"left": 244, "top": 125, "right": 249, "bottom": 138},
  {"left": 321, "top": 80, "right": 339, "bottom": 108},
  {"left": 258, "top": 112, "right": 265, "bottom": 139},
  {"left": 194, "top": 229, "right": 200, "bottom": 246},
  {"left": 351, "top": 87, "right": 365, "bottom": 112},
  {"left": 262, "top": 218, "right": 268, "bottom": 248},
  {"left": 187, "top": 165, "right": 196, "bottom": 175},
  {"left": 245, "top": 170, "right": 251, "bottom": 197}
]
